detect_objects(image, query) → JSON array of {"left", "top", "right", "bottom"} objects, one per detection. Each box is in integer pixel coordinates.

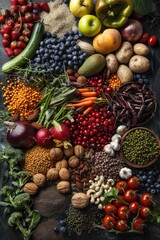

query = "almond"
[
  {"left": 12, "top": 110, "right": 20, "bottom": 122},
  {"left": 27, "top": 110, "right": 39, "bottom": 122},
  {"left": 31, "top": 122, "right": 44, "bottom": 130}
]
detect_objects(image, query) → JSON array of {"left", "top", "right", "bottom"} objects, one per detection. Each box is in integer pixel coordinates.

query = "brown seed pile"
[
  {"left": 23, "top": 145, "right": 54, "bottom": 176},
  {"left": 94, "top": 151, "right": 126, "bottom": 182},
  {"left": 2, "top": 78, "right": 43, "bottom": 118}
]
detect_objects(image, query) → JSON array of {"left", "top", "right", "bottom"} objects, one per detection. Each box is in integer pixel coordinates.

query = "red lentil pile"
[{"left": 2, "top": 78, "right": 43, "bottom": 118}]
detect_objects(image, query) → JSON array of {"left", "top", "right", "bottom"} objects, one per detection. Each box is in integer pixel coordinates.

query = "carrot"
[
  {"left": 81, "top": 92, "right": 97, "bottom": 97},
  {"left": 79, "top": 97, "right": 97, "bottom": 102},
  {"left": 77, "top": 88, "right": 90, "bottom": 93},
  {"left": 66, "top": 100, "right": 93, "bottom": 107},
  {"left": 83, "top": 106, "right": 95, "bottom": 116}
]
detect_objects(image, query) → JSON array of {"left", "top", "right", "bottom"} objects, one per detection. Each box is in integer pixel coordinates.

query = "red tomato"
[
  {"left": 103, "top": 215, "right": 116, "bottom": 230},
  {"left": 140, "top": 206, "right": 151, "bottom": 218},
  {"left": 139, "top": 33, "right": 149, "bottom": 43},
  {"left": 117, "top": 206, "right": 130, "bottom": 220},
  {"left": 116, "top": 219, "right": 129, "bottom": 231},
  {"left": 124, "top": 189, "right": 138, "bottom": 203},
  {"left": 148, "top": 35, "right": 157, "bottom": 47},
  {"left": 113, "top": 196, "right": 124, "bottom": 208},
  {"left": 129, "top": 201, "right": 140, "bottom": 214},
  {"left": 104, "top": 204, "right": 117, "bottom": 216},
  {"left": 133, "top": 217, "right": 145, "bottom": 231},
  {"left": 141, "top": 193, "right": 154, "bottom": 207},
  {"left": 127, "top": 176, "right": 140, "bottom": 189},
  {"left": 116, "top": 181, "right": 128, "bottom": 194}
]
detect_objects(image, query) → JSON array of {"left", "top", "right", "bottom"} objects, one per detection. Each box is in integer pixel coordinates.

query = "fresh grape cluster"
[
  {"left": 134, "top": 73, "right": 149, "bottom": 85},
  {"left": 31, "top": 30, "right": 88, "bottom": 75},
  {"left": 65, "top": 107, "right": 117, "bottom": 151},
  {"left": 132, "top": 166, "right": 160, "bottom": 194}
]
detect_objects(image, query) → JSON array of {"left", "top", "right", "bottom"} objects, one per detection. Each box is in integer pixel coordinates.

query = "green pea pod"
[{"left": 96, "top": 0, "right": 133, "bottom": 28}]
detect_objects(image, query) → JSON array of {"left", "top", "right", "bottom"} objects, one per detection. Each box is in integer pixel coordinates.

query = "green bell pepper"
[{"left": 95, "top": 0, "right": 133, "bottom": 28}]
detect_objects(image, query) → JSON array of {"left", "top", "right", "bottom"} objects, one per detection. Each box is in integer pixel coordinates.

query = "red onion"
[
  {"left": 50, "top": 122, "right": 71, "bottom": 142},
  {"left": 120, "top": 19, "right": 143, "bottom": 42},
  {"left": 4, "top": 121, "right": 36, "bottom": 148},
  {"left": 35, "top": 128, "right": 53, "bottom": 147}
]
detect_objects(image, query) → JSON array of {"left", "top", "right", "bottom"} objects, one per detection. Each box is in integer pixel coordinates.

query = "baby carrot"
[
  {"left": 81, "top": 92, "right": 97, "bottom": 97},
  {"left": 66, "top": 100, "right": 93, "bottom": 107},
  {"left": 83, "top": 106, "right": 95, "bottom": 116},
  {"left": 77, "top": 88, "right": 90, "bottom": 93}
]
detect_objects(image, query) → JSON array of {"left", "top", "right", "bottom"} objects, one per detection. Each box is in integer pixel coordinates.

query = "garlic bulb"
[
  {"left": 116, "top": 125, "right": 128, "bottom": 136},
  {"left": 77, "top": 40, "right": 95, "bottom": 55}
]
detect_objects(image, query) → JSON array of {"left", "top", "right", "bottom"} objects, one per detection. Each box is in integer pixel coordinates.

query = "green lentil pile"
[
  {"left": 122, "top": 129, "right": 160, "bottom": 165},
  {"left": 66, "top": 204, "right": 103, "bottom": 236}
]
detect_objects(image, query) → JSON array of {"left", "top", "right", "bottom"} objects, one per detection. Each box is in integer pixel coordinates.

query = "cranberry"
[
  {"left": 105, "top": 86, "right": 113, "bottom": 95},
  {"left": 65, "top": 120, "right": 71, "bottom": 126}
]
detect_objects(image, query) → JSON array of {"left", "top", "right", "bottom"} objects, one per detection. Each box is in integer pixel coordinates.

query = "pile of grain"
[{"left": 40, "top": 0, "right": 77, "bottom": 38}]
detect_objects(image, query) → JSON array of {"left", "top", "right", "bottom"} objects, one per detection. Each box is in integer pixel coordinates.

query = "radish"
[
  {"left": 50, "top": 121, "right": 71, "bottom": 142},
  {"left": 35, "top": 128, "right": 53, "bottom": 147}
]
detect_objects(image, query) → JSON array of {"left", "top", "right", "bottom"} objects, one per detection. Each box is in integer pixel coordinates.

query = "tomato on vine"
[
  {"left": 141, "top": 193, "right": 154, "bottom": 207},
  {"left": 133, "top": 217, "right": 146, "bottom": 231},
  {"left": 104, "top": 204, "right": 117, "bottom": 216},
  {"left": 148, "top": 35, "right": 157, "bottom": 47},
  {"left": 116, "top": 219, "right": 129, "bottom": 231},
  {"left": 127, "top": 176, "right": 140, "bottom": 189},
  {"left": 124, "top": 189, "right": 138, "bottom": 203},
  {"left": 116, "top": 181, "right": 128, "bottom": 194},
  {"left": 117, "top": 206, "right": 130, "bottom": 220},
  {"left": 140, "top": 206, "right": 151, "bottom": 218},
  {"left": 129, "top": 201, "right": 140, "bottom": 214},
  {"left": 103, "top": 215, "right": 116, "bottom": 230}
]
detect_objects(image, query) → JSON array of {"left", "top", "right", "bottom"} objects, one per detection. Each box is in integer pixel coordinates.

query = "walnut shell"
[
  {"left": 47, "top": 168, "right": 59, "bottom": 181},
  {"left": 32, "top": 173, "right": 46, "bottom": 187},
  {"left": 59, "top": 168, "right": 70, "bottom": 181},
  {"left": 63, "top": 145, "right": 74, "bottom": 157},
  {"left": 23, "top": 182, "right": 38, "bottom": 195},
  {"left": 74, "top": 145, "right": 85, "bottom": 158},
  {"left": 50, "top": 147, "right": 63, "bottom": 161},
  {"left": 56, "top": 181, "right": 70, "bottom": 193},
  {"left": 71, "top": 192, "right": 89, "bottom": 209},
  {"left": 55, "top": 159, "right": 68, "bottom": 171},
  {"left": 68, "top": 155, "right": 80, "bottom": 168}
]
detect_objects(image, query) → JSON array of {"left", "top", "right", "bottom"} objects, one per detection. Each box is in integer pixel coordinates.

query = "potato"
[
  {"left": 129, "top": 55, "right": 150, "bottom": 73},
  {"left": 117, "top": 65, "right": 133, "bottom": 84},
  {"left": 133, "top": 43, "right": 149, "bottom": 56},
  {"left": 106, "top": 53, "right": 119, "bottom": 73},
  {"left": 115, "top": 41, "right": 133, "bottom": 64}
]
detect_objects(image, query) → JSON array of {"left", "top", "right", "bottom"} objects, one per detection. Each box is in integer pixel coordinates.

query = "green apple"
[
  {"left": 78, "top": 15, "right": 102, "bottom": 37},
  {"left": 69, "top": 0, "right": 94, "bottom": 18}
]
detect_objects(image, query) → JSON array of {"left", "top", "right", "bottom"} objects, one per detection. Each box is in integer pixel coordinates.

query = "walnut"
[
  {"left": 68, "top": 155, "right": 80, "bottom": 168},
  {"left": 55, "top": 159, "right": 68, "bottom": 171},
  {"left": 63, "top": 145, "right": 74, "bottom": 157},
  {"left": 50, "top": 147, "right": 63, "bottom": 161},
  {"left": 47, "top": 168, "right": 59, "bottom": 181},
  {"left": 59, "top": 168, "right": 70, "bottom": 181},
  {"left": 23, "top": 182, "right": 38, "bottom": 195},
  {"left": 71, "top": 192, "right": 89, "bottom": 209},
  {"left": 74, "top": 145, "right": 85, "bottom": 158},
  {"left": 32, "top": 173, "right": 46, "bottom": 187},
  {"left": 56, "top": 181, "right": 70, "bottom": 193}
]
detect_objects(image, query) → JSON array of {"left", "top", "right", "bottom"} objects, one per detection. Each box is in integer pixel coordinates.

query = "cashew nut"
[
  {"left": 94, "top": 187, "right": 103, "bottom": 198},
  {"left": 102, "top": 183, "right": 110, "bottom": 189},
  {"left": 95, "top": 197, "right": 100, "bottom": 205},
  {"left": 90, "top": 194, "right": 95, "bottom": 204},
  {"left": 107, "top": 179, "right": 115, "bottom": 186},
  {"left": 87, "top": 189, "right": 95, "bottom": 197}
]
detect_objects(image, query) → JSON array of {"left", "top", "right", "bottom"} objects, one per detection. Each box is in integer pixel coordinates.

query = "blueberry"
[
  {"left": 67, "top": 60, "right": 73, "bottom": 67},
  {"left": 139, "top": 170, "right": 144, "bottom": 176},
  {"left": 55, "top": 66, "right": 60, "bottom": 72},
  {"left": 147, "top": 187, "right": 151, "bottom": 192},
  {"left": 147, "top": 179, "right": 152, "bottom": 184},
  {"left": 35, "top": 58, "right": 41, "bottom": 63},
  {"left": 39, "top": 48, "right": 44, "bottom": 54},
  {"left": 143, "top": 78, "right": 149, "bottom": 85},
  {"left": 73, "top": 65, "right": 78, "bottom": 71},
  {"left": 51, "top": 38, "right": 57, "bottom": 44},
  {"left": 145, "top": 183, "right": 150, "bottom": 187},
  {"left": 58, "top": 50, "right": 63, "bottom": 56},
  {"left": 135, "top": 74, "right": 141, "bottom": 79},
  {"left": 64, "top": 32, "right": 69, "bottom": 37},
  {"left": 73, "top": 56, "right": 78, "bottom": 61},
  {"left": 67, "top": 54, "right": 72, "bottom": 60},
  {"left": 45, "top": 39, "right": 51, "bottom": 44},
  {"left": 40, "top": 41, "right": 45, "bottom": 46},
  {"left": 151, "top": 189, "right": 156, "bottom": 194},
  {"left": 44, "top": 53, "right": 49, "bottom": 58},
  {"left": 45, "top": 49, "right": 49, "bottom": 53},
  {"left": 156, "top": 184, "right": 160, "bottom": 189},
  {"left": 51, "top": 63, "right": 56, "bottom": 68},
  {"left": 60, "top": 219, "right": 66, "bottom": 226},
  {"left": 46, "top": 32, "right": 52, "bottom": 37},
  {"left": 74, "top": 35, "right": 79, "bottom": 40},
  {"left": 155, "top": 169, "right": 160, "bottom": 174},
  {"left": 67, "top": 36, "right": 73, "bottom": 41},
  {"left": 157, "top": 178, "right": 160, "bottom": 183},
  {"left": 62, "top": 54, "right": 67, "bottom": 60},
  {"left": 47, "top": 44, "right": 52, "bottom": 49},
  {"left": 59, "top": 44, "right": 65, "bottom": 51},
  {"left": 54, "top": 55, "right": 60, "bottom": 61}
]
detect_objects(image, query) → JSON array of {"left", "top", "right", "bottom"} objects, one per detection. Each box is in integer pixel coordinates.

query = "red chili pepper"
[
  {"left": 13, "top": 23, "right": 21, "bottom": 30},
  {"left": 10, "top": 41, "right": 18, "bottom": 50},
  {"left": 33, "top": 3, "right": 42, "bottom": 12},
  {"left": 24, "top": 13, "right": 33, "bottom": 23},
  {"left": 4, "top": 47, "right": 14, "bottom": 57},
  {"left": 19, "top": 35, "right": 29, "bottom": 43},
  {"left": 0, "top": 15, "right": 6, "bottom": 24},
  {"left": 40, "top": 1, "right": 50, "bottom": 13},
  {"left": 17, "top": 40, "right": 26, "bottom": 49},
  {"left": 14, "top": 48, "right": 23, "bottom": 55},
  {"left": 3, "top": 33, "right": 10, "bottom": 40},
  {"left": 2, "top": 39, "right": 10, "bottom": 47},
  {"left": 11, "top": 30, "right": 20, "bottom": 40}
]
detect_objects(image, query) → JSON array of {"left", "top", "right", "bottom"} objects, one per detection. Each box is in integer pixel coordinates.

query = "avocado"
[{"left": 78, "top": 54, "right": 106, "bottom": 77}]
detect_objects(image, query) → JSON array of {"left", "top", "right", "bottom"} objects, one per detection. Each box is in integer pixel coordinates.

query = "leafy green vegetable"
[{"left": 131, "top": 0, "right": 153, "bottom": 16}]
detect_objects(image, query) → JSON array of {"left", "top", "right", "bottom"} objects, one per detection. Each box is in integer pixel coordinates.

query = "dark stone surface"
[{"left": 1, "top": 1, "right": 160, "bottom": 240}]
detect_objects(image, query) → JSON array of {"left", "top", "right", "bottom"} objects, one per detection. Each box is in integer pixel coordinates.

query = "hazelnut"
[
  {"left": 23, "top": 182, "right": 38, "bottom": 195},
  {"left": 47, "top": 168, "right": 59, "bottom": 181},
  {"left": 50, "top": 147, "right": 63, "bottom": 161},
  {"left": 59, "top": 168, "right": 70, "bottom": 181},
  {"left": 68, "top": 155, "right": 80, "bottom": 168},
  {"left": 74, "top": 145, "right": 85, "bottom": 158},
  {"left": 55, "top": 159, "right": 68, "bottom": 171},
  {"left": 56, "top": 181, "right": 70, "bottom": 193},
  {"left": 32, "top": 173, "right": 46, "bottom": 187},
  {"left": 71, "top": 192, "right": 89, "bottom": 209}
]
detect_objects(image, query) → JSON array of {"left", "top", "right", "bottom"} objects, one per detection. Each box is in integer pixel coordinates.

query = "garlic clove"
[
  {"left": 77, "top": 40, "right": 95, "bottom": 55},
  {"left": 111, "top": 134, "right": 121, "bottom": 142}
]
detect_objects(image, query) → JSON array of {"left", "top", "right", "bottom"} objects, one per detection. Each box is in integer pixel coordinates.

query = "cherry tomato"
[
  {"left": 104, "top": 204, "right": 117, "bottom": 216},
  {"left": 117, "top": 206, "right": 130, "bottom": 220},
  {"left": 148, "top": 35, "right": 157, "bottom": 47},
  {"left": 113, "top": 195, "right": 124, "bottom": 208},
  {"left": 139, "top": 33, "right": 149, "bottom": 43},
  {"left": 133, "top": 217, "right": 145, "bottom": 231},
  {"left": 127, "top": 176, "right": 140, "bottom": 189},
  {"left": 129, "top": 201, "right": 140, "bottom": 214},
  {"left": 103, "top": 215, "right": 116, "bottom": 230},
  {"left": 141, "top": 193, "right": 154, "bottom": 207},
  {"left": 124, "top": 189, "right": 138, "bottom": 203},
  {"left": 140, "top": 206, "right": 151, "bottom": 218},
  {"left": 116, "top": 181, "right": 128, "bottom": 194},
  {"left": 116, "top": 219, "right": 129, "bottom": 231}
]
